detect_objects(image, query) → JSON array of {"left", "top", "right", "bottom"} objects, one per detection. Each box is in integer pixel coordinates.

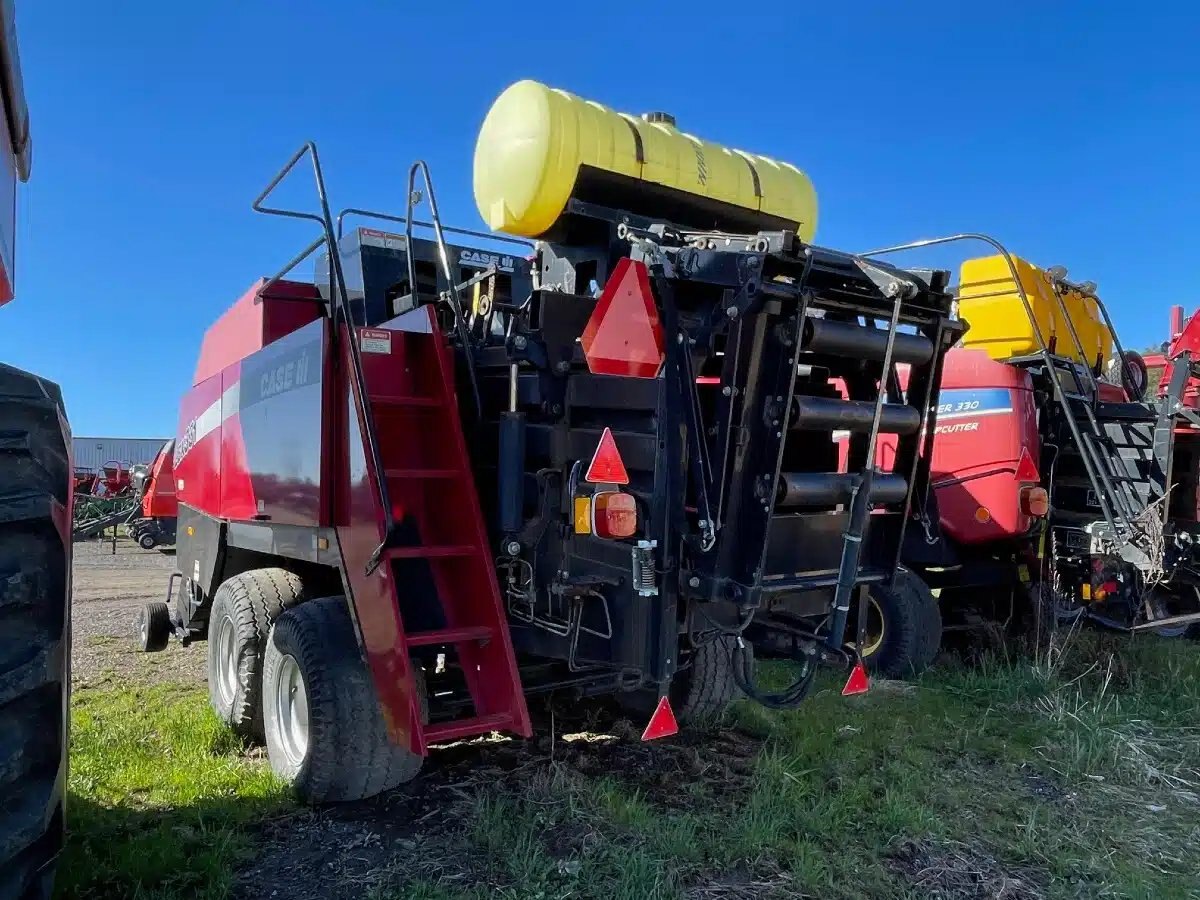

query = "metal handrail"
[
  {"left": 403, "top": 160, "right": 483, "bottom": 419},
  {"left": 860, "top": 233, "right": 1132, "bottom": 542},
  {"left": 335, "top": 205, "right": 533, "bottom": 248},
  {"left": 251, "top": 143, "right": 396, "bottom": 569}
]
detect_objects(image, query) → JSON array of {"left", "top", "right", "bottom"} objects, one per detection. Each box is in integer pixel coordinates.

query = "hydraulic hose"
[{"left": 728, "top": 636, "right": 818, "bottom": 711}]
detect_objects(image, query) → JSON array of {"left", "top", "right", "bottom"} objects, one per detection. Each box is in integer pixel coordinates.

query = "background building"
[{"left": 72, "top": 436, "right": 168, "bottom": 471}]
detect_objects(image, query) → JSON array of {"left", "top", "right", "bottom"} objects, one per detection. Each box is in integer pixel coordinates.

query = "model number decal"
[{"left": 936, "top": 399, "right": 981, "bottom": 415}]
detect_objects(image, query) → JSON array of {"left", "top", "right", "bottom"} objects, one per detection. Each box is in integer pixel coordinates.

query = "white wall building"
[{"left": 72, "top": 437, "right": 169, "bottom": 471}]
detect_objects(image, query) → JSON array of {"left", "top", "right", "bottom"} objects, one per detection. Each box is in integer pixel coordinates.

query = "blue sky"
[{"left": 4, "top": 2, "right": 1198, "bottom": 437}]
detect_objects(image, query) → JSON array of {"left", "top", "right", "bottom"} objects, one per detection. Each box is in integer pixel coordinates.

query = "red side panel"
[
  {"left": 142, "top": 442, "right": 178, "bottom": 518},
  {"left": 929, "top": 350, "right": 1039, "bottom": 544},
  {"left": 192, "top": 279, "right": 321, "bottom": 386},
  {"left": 174, "top": 372, "right": 225, "bottom": 516},
  {"left": 176, "top": 316, "right": 327, "bottom": 524}
]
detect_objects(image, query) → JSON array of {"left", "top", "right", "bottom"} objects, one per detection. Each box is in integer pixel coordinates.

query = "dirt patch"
[
  {"left": 887, "top": 839, "right": 1047, "bottom": 900},
  {"left": 235, "top": 708, "right": 767, "bottom": 900},
  {"left": 70, "top": 539, "right": 202, "bottom": 685},
  {"left": 683, "top": 858, "right": 804, "bottom": 899}
]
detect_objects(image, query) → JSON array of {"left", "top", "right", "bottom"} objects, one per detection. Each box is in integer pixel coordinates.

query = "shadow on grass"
[{"left": 57, "top": 792, "right": 290, "bottom": 900}]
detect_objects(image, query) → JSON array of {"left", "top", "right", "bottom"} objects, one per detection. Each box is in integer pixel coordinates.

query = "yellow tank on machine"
[
  {"left": 473, "top": 80, "right": 818, "bottom": 240},
  {"left": 958, "top": 254, "right": 1112, "bottom": 367}
]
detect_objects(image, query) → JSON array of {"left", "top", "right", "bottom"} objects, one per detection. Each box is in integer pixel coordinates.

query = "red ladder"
[{"left": 333, "top": 312, "right": 531, "bottom": 755}]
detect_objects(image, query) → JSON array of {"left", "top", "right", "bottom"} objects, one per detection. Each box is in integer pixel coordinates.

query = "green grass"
[
  {"left": 59, "top": 634, "right": 1200, "bottom": 899},
  {"left": 58, "top": 681, "right": 292, "bottom": 899}
]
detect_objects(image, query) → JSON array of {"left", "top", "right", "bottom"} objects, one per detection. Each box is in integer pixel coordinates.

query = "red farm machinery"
[
  {"left": 855, "top": 236, "right": 1200, "bottom": 653},
  {"left": 138, "top": 80, "right": 962, "bottom": 803},
  {"left": 124, "top": 439, "right": 177, "bottom": 549},
  {"left": 0, "top": 3, "right": 72, "bottom": 897}
]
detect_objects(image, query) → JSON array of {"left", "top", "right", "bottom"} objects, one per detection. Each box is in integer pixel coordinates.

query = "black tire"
[
  {"left": 619, "top": 634, "right": 742, "bottom": 724},
  {"left": 137, "top": 531, "right": 157, "bottom": 551},
  {"left": 206, "top": 568, "right": 306, "bottom": 740},
  {"left": 861, "top": 568, "right": 941, "bottom": 678},
  {"left": 262, "top": 597, "right": 426, "bottom": 803},
  {"left": 136, "top": 601, "right": 172, "bottom": 652},
  {"left": 0, "top": 364, "right": 71, "bottom": 900}
]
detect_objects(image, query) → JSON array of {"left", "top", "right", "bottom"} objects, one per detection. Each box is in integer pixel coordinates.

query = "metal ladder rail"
[
  {"left": 1041, "top": 276, "right": 1143, "bottom": 522},
  {"left": 1057, "top": 273, "right": 1139, "bottom": 397},
  {"left": 860, "top": 233, "right": 1132, "bottom": 543},
  {"left": 402, "top": 161, "right": 484, "bottom": 420},
  {"left": 825, "top": 268, "right": 911, "bottom": 651},
  {"left": 251, "top": 142, "right": 397, "bottom": 572}
]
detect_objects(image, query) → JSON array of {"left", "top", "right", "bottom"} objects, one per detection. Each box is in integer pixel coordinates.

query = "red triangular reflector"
[
  {"left": 581, "top": 258, "right": 665, "bottom": 378},
  {"left": 640, "top": 695, "right": 679, "bottom": 741},
  {"left": 841, "top": 661, "right": 870, "bottom": 696},
  {"left": 585, "top": 427, "right": 629, "bottom": 484},
  {"left": 1015, "top": 447, "right": 1040, "bottom": 483}
]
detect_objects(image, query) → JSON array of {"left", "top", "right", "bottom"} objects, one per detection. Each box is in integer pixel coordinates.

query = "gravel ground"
[{"left": 70, "top": 537, "right": 206, "bottom": 685}]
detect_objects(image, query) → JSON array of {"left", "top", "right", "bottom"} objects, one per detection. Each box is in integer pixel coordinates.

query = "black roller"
[
  {"left": 791, "top": 395, "right": 921, "bottom": 435},
  {"left": 801, "top": 317, "right": 933, "bottom": 366},
  {"left": 776, "top": 472, "right": 908, "bottom": 508}
]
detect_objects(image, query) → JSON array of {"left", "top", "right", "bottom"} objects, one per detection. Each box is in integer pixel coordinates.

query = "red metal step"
[
  {"left": 424, "top": 713, "right": 514, "bottom": 744},
  {"left": 406, "top": 625, "right": 492, "bottom": 647},
  {"left": 336, "top": 318, "right": 532, "bottom": 758},
  {"left": 385, "top": 544, "right": 477, "bottom": 560}
]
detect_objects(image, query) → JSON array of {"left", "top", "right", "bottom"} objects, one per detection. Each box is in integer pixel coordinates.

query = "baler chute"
[{"left": 154, "top": 81, "right": 961, "bottom": 803}]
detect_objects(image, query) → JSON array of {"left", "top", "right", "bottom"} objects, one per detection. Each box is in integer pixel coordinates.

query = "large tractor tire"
[
  {"left": 0, "top": 364, "right": 71, "bottom": 900},
  {"left": 207, "top": 568, "right": 306, "bottom": 741},
  {"left": 262, "top": 597, "right": 426, "bottom": 803},
  {"left": 861, "top": 567, "right": 941, "bottom": 678},
  {"left": 619, "top": 634, "right": 743, "bottom": 724}
]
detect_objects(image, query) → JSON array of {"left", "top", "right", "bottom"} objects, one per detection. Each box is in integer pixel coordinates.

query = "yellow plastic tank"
[
  {"left": 958, "top": 254, "right": 1112, "bottom": 366},
  {"left": 473, "top": 80, "right": 818, "bottom": 240}
]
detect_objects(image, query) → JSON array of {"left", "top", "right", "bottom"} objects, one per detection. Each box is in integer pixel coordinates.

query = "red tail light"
[
  {"left": 1020, "top": 485, "right": 1049, "bottom": 517},
  {"left": 592, "top": 491, "right": 637, "bottom": 539}
]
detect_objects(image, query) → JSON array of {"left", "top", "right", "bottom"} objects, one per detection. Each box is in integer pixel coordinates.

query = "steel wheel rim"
[
  {"left": 138, "top": 609, "right": 149, "bottom": 647},
  {"left": 862, "top": 597, "right": 885, "bottom": 657},
  {"left": 215, "top": 614, "right": 237, "bottom": 705},
  {"left": 274, "top": 654, "right": 309, "bottom": 766}
]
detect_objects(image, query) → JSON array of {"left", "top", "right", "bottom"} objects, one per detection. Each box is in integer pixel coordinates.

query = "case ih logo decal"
[
  {"left": 459, "top": 249, "right": 515, "bottom": 273},
  {"left": 241, "top": 341, "right": 321, "bottom": 408},
  {"left": 175, "top": 339, "right": 323, "bottom": 468}
]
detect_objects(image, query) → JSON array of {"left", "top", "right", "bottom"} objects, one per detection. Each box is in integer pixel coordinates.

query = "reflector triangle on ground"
[
  {"left": 585, "top": 426, "right": 629, "bottom": 484},
  {"left": 640, "top": 695, "right": 679, "bottom": 741},
  {"left": 841, "top": 661, "right": 870, "bottom": 696}
]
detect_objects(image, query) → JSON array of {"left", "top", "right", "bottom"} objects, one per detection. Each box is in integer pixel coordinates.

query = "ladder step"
[
  {"left": 385, "top": 544, "right": 477, "bottom": 560},
  {"left": 424, "top": 712, "right": 514, "bottom": 743},
  {"left": 384, "top": 468, "right": 461, "bottom": 479},
  {"left": 372, "top": 394, "right": 441, "bottom": 408},
  {"left": 406, "top": 625, "right": 493, "bottom": 647}
]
